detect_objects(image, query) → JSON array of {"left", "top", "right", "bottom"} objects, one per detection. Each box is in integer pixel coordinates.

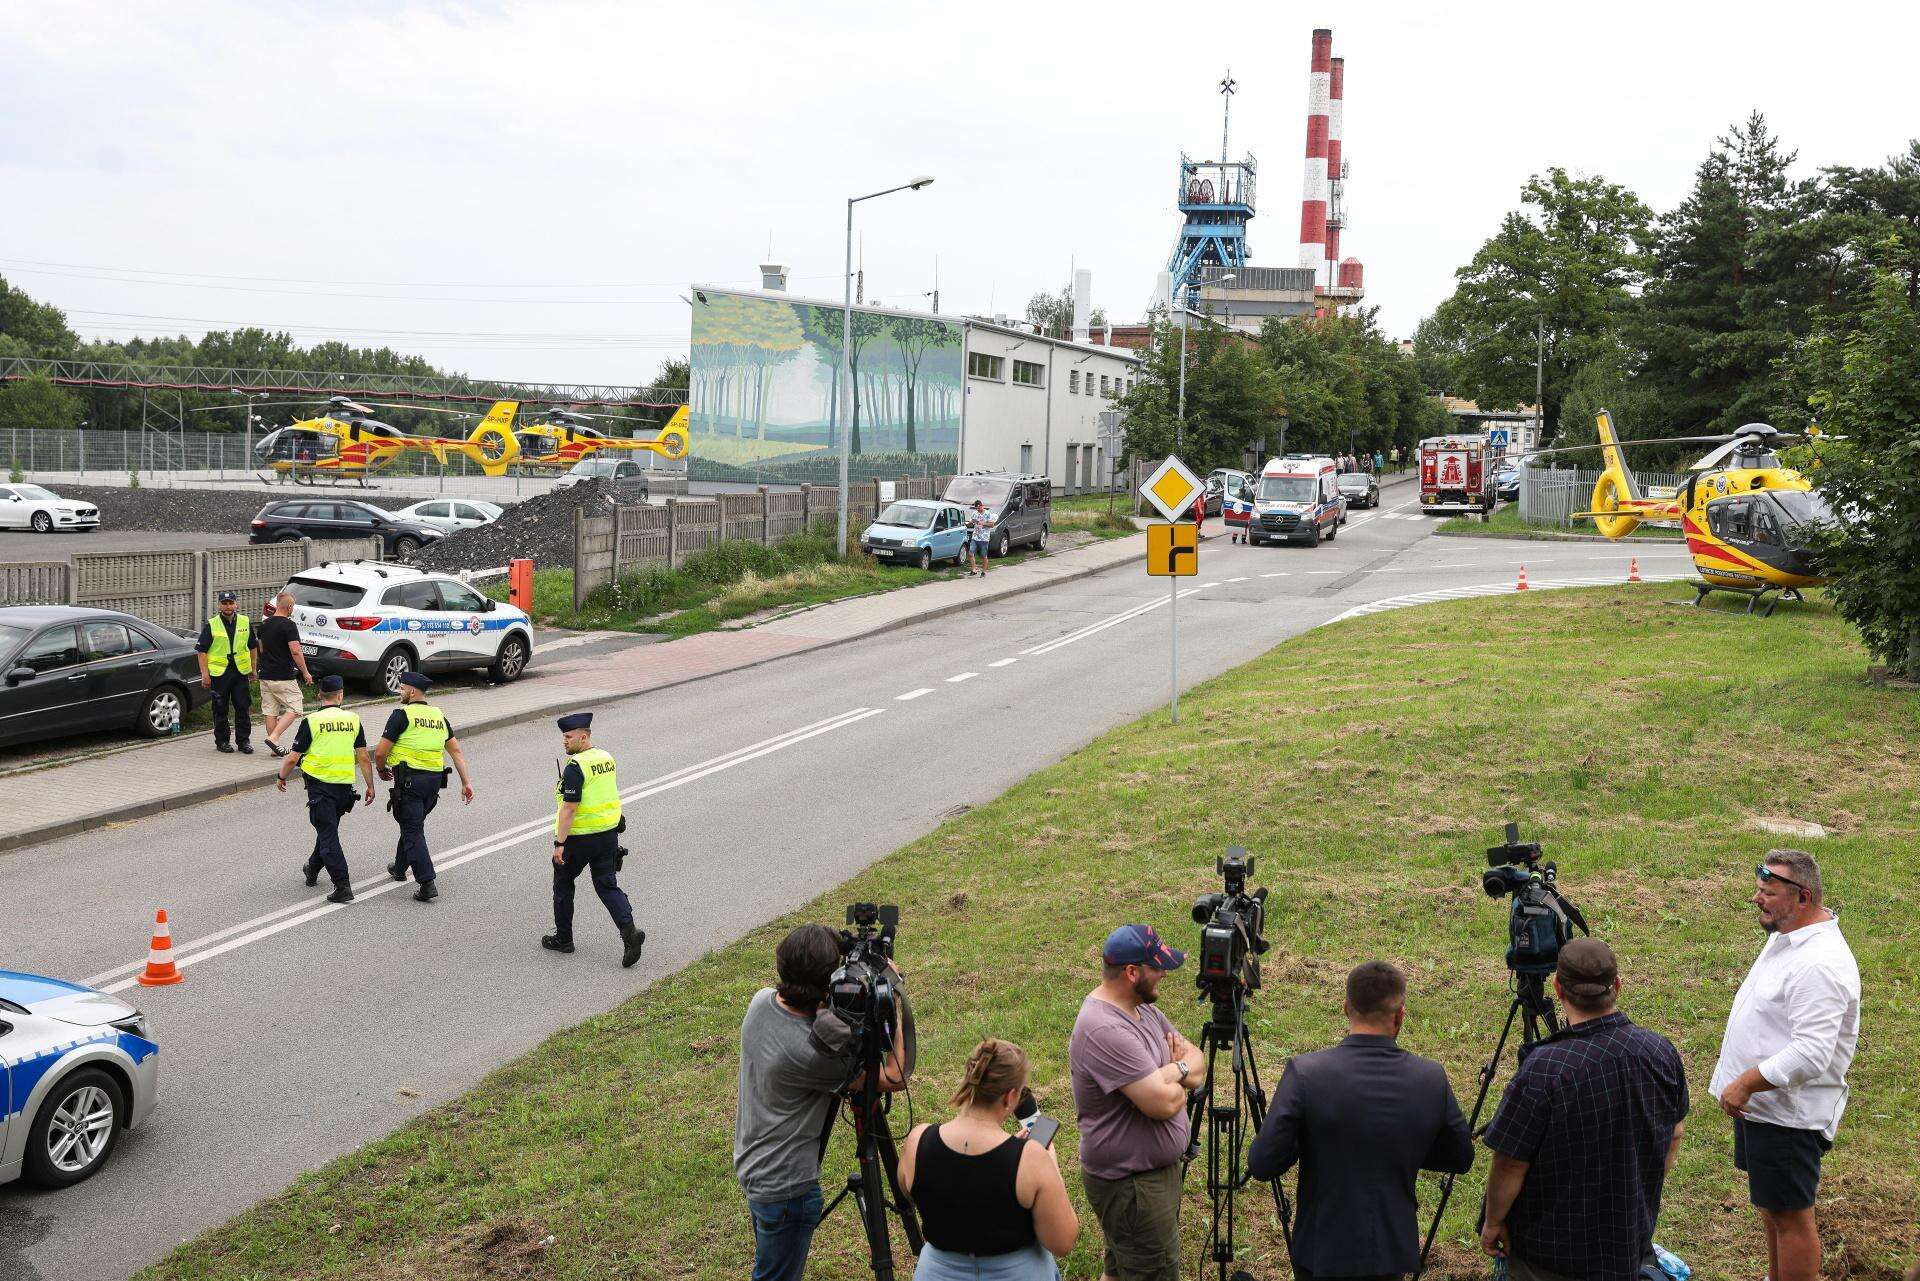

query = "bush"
[
  {"left": 7, "top": 458, "right": 19, "bottom": 484},
  {"left": 585, "top": 529, "right": 847, "bottom": 617}
]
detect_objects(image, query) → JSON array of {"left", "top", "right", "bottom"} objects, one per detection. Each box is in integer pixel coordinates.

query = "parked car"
[
  {"left": 860, "top": 499, "right": 971, "bottom": 569},
  {"left": 1204, "top": 469, "right": 1251, "bottom": 518},
  {"left": 1335, "top": 471, "right": 1381, "bottom": 510},
  {"left": 939, "top": 472, "right": 1051, "bottom": 557},
  {"left": 0, "top": 484, "right": 99, "bottom": 533},
  {"left": 0, "top": 969, "right": 159, "bottom": 1189},
  {"left": 1495, "top": 462, "right": 1522, "bottom": 502},
  {"left": 553, "top": 458, "right": 650, "bottom": 492},
  {"left": 0, "top": 606, "right": 211, "bottom": 749},
  {"left": 390, "top": 499, "right": 503, "bottom": 534},
  {"left": 282, "top": 561, "right": 533, "bottom": 694},
  {"left": 248, "top": 499, "right": 445, "bottom": 557}
]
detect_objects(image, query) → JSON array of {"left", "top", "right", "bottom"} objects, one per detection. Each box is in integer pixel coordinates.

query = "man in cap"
[
  {"left": 274, "top": 674, "right": 377, "bottom": 904},
  {"left": 195, "top": 590, "right": 260, "bottom": 754},
  {"left": 1069, "top": 924, "right": 1204, "bottom": 1281},
  {"left": 1480, "top": 939, "right": 1689, "bottom": 1281},
  {"left": 965, "top": 499, "right": 992, "bottom": 577},
  {"left": 373, "top": 672, "right": 473, "bottom": 903},
  {"left": 545, "top": 712, "right": 644, "bottom": 967}
]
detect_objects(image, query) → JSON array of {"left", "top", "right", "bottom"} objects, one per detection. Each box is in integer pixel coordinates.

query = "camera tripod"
[
  {"left": 1413, "top": 968, "right": 1561, "bottom": 1279},
  {"left": 1185, "top": 984, "right": 1292, "bottom": 1281},
  {"left": 819, "top": 1078, "right": 922, "bottom": 1279}
]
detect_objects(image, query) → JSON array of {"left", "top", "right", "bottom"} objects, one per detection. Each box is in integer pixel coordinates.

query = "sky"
[{"left": 4, "top": 0, "right": 1917, "bottom": 390}]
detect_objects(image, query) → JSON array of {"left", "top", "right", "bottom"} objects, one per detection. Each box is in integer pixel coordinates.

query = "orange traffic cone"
[
  {"left": 1515, "top": 565, "right": 1529, "bottom": 591},
  {"left": 137, "top": 909, "right": 183, "bottom": 986},
  {"left": 1628, "top": 557, "right": 1642, "bottom": 583}
]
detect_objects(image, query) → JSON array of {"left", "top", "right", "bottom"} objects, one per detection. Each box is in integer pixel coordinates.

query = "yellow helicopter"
[
  {"left": 249, "top": 397, "right": 520, "bottom": 485},
  {"left": 1532, "top": 410, "right": 1833, "bottom": 614},
  {"left": 509, "top": 404, "right": 691, "bottom": 471}
]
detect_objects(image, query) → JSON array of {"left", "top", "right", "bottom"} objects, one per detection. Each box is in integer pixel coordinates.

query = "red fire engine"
[{"left": 1419, "top": 434, "right": 1497, "bottom": 515}]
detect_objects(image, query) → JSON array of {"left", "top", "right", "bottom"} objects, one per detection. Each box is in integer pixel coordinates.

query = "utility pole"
[{"left": 1534, "top": 315, "right": 1545, "bottom": 449}]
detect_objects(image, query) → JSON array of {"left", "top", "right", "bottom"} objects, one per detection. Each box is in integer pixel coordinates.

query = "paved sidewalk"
[{"left": 0, "top": 532, "right": 1148, "bottom": 853}]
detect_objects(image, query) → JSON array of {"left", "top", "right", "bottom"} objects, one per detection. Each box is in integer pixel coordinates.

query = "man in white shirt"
[{"left": 1710, "top": 848, "right": 1860, "bottom": 1281}]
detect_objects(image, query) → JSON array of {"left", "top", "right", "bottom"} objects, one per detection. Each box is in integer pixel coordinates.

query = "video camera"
[
  {"left": 827, "top": 903, "right": 911, "bottom": 1068},
  {"left": 1480, "top": 823, "right": 1588, "bottom": 974},
  {"left": 1191, "top": 847, "right": 1270, "bottom": 1001}
]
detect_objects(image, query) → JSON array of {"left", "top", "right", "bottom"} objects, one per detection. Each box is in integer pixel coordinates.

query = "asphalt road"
[
  {"left": 0, "top": 530, "right": 253, "bottom": 561},
  {"left": 0, "top": 503, "right": 1696, "bottom": 1279}
]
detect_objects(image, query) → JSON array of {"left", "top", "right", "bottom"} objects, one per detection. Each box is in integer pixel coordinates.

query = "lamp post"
[
  {"left": 836, "top": 176, "right": 934, "bottom": 555},
  {"left": 230, "top": 387, "right": 267, "bottom": 469},
  {"left": 1174, "top": 273, "right": 1233, "bottom": 448}
]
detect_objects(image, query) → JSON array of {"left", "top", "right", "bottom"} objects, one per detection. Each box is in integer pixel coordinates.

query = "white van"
[{"left": 1248, "top": 455, "right": 1345, "bottom": 547}]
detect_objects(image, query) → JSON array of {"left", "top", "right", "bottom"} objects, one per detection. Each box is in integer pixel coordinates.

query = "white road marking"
[
  {"left": 1305, "top": 570, "right": 1341, "bottom": 575},
  {"left": 1327, "top": 572, "right": 1693, "bottom": 623},
  {"left": 989, "top": 658, "right": 1018, "bottom": 668},
  {"left": 1260, "top": 572, "right": 1287, "bottom": 578},
  {"left": 89, "top": 707, "right": 890, "bottom": 992},
  {"left": 896, "top": 687, "right": 934, "bottom": 701},
  {"left": 946, "top": 671, "right": 979, "bottom": 683},
  {"left": 1024, "top": 586, "right": 1206, "bottom": 657},
  {"left": 1225, "top": 576, "right": 1250, "bottom": 583}
]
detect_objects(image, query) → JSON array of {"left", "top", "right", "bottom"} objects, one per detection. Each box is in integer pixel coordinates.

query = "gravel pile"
[
  {"left": 48, "top": 484, "right": 277, "bottom": 534},
  {"left": 409, "top": 479, "right": 647, "bottom": 573}
]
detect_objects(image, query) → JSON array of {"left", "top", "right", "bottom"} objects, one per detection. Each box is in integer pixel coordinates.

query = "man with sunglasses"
[{"left": 1709, "top": 850, "right": 1860, "bottom": 1281}]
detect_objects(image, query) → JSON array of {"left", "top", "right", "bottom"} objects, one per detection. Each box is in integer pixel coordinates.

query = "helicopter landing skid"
[{"left": 1682, "top": 580, "right": 1804, "bottom": 618}]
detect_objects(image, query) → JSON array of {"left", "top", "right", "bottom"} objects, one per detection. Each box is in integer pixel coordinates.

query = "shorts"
[
  {"left": 1733, "top": 1115, "right": 1830, "bottom": 1211},
  {"left": 969, "top": 537, "right": 990, "bottom": 553},
  {"left": 260, "top": 679, "right": 304, "bottom": 718},
  {"left": 1082, "top": 1163, "right": 1182, "bottom": 1281}
]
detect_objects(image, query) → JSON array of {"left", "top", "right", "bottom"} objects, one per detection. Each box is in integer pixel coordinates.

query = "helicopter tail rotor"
[
  {"left": 457, "top": 401, "right": 522, "bottom": 476},
  {"left": 1587, "top": 410, "right": 1646, "bottom": 539}
]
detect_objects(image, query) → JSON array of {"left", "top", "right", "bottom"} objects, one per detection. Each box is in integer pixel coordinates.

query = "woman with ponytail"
[{"left": 897, "top": 1038, "right": 1079, "bottom": 1279}]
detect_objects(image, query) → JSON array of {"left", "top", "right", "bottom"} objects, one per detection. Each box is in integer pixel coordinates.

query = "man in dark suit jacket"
[{"left": 1247, "top": 961, "right": 1475, "bottom": 1281}]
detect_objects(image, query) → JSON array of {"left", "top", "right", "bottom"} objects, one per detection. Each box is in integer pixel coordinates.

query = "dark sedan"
[
  {"left": 1335, "top": 471, "right": 1380, "bottom": 510},
  {"left": 0, "top": 606, "right": 210, "bottom": 748},
  {"left": 249, "top": 499, "right": 445, "bottom": 557},
  {"left": 1495, "top": 464, "right": 1522, "bottom": 502}
]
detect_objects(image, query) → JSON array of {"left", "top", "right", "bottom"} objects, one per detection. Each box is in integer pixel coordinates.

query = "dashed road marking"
[
  {"left": 1225, "top": 576, "right": 1250, "bottom": 583},
  {"left": 896, "top": 687, "right": 934, "bottom": 701},
  {"left": 946, "top": 672, "right": 979, "bottom": 684},
  {"left": 989, "top": 658, "right": 1018, "bottom": 668}
]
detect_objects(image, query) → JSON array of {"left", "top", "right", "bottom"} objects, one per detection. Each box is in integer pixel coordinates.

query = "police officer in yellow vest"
[
  {"left": 373, "top": 671, "right": 474, "bottom": 903},
  {"left": 544, "top": 712, "right": 645, "bottom": 967},
  {"left": 274, "top": 675, "right": 377, "bottom": 903},
  {"left": 195, "top": 590, "right": 260, "bottom": 754}
]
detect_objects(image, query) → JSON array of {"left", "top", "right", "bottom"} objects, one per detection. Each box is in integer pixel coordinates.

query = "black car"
[
  {"left": 1495, "top": 464, "right": 1522, "bottom": 502},
  {"left": 0, "top": 606, "right": 211, "bottom": 748},
  {"left": 249, "top": 499, "right": 445, "bottom": 557},
  {"left": 1335, "top": 471, "right": 1380, "bottom": 510}
]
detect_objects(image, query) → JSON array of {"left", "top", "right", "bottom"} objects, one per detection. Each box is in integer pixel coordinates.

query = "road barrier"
[
  {"left": 0, "top": 537, "right": 382, "bottom": 630},
  {"left": 572, "top": 479, "right": 942, "bottom": 609}
]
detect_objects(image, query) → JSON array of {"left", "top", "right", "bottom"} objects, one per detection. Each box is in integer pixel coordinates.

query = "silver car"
[
  {"left": 391, "top": 499, "right": 504, "bottom": 534},
  {"left": 0, "top": 969, "right": 159, "bottom": 1189}
]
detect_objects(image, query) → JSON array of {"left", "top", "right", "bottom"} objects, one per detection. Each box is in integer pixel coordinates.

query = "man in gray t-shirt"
[
  {"left": 1070, "top": 924, "right": 1206, "bottom": 1281},
  {"left": 735, "top": 924, "right": 907, "bottom": 1281}
]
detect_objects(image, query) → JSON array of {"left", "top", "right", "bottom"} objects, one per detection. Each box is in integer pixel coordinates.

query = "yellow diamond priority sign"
[{"left": 1139, "top": 454, "right": 1204, "bottom": 523}]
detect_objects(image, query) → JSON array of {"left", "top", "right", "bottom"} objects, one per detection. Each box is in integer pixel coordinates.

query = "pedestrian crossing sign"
[
  {"left": 1139, "top": 455, "right": 1203, "bottom": 523},
  {"left": 1146, "top": 521, "right": 1198, "bottom": 576}
]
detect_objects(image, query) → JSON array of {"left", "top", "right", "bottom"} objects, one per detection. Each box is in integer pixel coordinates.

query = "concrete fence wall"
[
  {"left": 0, "top": 537, "right": 382, "bottom": 632},
  {"left": 571, "top": 479, "right": 935, "bottom": 609}
]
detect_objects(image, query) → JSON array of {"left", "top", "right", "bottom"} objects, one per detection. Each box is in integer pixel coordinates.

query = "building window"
[
  {"left": 968, "top": 352, "right": 1004, "bottom": 381},
  {"left": 1068, "top": 369, "right": 1080, "bottom": 394},
  {"left": 1012, "top": 359, "right": 1044, "bottom": 388},
  {"left": 1099, "top": 375, "right": 1110, "bottom": 395}
]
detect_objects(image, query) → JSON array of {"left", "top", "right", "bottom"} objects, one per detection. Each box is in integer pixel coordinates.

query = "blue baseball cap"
[
  {"left": 398, "top": 671, "right": 432, "bottom": 691},
  {"left": 316, "top": 674, "right": 344, "bottom": 693},
  {"left": 1103, "top": 924, "right": 1185, "bottom": 971}
]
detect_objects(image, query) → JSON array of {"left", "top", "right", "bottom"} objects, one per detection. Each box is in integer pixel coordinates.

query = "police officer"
[
  {"left": 195, "top": 590, "right": 260, "bottom": 753},
  {"left": 543, "top": 712, "right": 645, "bottom": 967},
  {"left": 274, "top": 675, "right": 377, "bottom": 903},
  {"left": 373, "top": 672, "right": 473, "bottom": 903}
]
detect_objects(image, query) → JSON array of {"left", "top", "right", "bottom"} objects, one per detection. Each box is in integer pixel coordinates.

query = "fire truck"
[{"left": 1418, "top": 434, "right": 1497, "bottom": 515}]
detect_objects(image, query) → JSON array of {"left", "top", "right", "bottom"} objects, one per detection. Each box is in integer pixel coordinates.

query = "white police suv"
[{"left": 283, "top": 561, "right": 534, "bottom": 695}]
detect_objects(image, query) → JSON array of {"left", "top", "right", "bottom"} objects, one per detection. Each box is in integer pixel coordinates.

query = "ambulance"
[{"left": 1247, "top": 455, "right": 1344, "bottom": 547}]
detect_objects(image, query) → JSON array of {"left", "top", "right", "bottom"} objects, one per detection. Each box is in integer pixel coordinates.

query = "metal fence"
[
  {"left": 573, "top": 480, "right": 936, "bottom": 609},
  {"left": 0, "top": 537, "right": 382, "bottom": 632},
  {"left": 1518, "top": 468, "right": 1687, "bottom": 528}
]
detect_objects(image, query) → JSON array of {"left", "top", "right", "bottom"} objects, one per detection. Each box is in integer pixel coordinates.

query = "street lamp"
[
  {"left": 836, "top": 176, "right": 934, "bottom": 555},
  {"left": 230, "top": 387, "right": 267, "bottom": 465},
  {"left": 1175, "top": 273, "right": 1234, "bottom": 447}
]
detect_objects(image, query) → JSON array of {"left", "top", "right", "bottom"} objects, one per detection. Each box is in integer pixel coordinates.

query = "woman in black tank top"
[{"left": 898, "top": 1038, "right": 1078, "bottom": 1280}]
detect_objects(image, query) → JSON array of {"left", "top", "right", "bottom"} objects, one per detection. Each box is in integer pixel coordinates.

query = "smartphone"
[{"left": 1022, "top": 1114, "right": 1060, "bottom": 1149}]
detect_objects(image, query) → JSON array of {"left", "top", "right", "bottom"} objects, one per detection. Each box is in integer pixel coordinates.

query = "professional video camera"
[
  {"left": 1480, "top": 822, "right": 1588, "bottom": 974},
  {"left": 1190, "top": 847, "right": 1271, "bottom": 1000},
  {"left": 827, "top": 903, "right": 903, "bottom": 1043}
]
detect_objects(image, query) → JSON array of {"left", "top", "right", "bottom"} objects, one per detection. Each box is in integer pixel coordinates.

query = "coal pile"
[
  {"left": 408, "top": 479, "right": 648, "bottom": 573},
  {"left": 50, "top": 484, "right": 278, "bottom": 534}
]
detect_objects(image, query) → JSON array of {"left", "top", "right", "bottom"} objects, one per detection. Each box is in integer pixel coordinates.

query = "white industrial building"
[{"left": 958, "top": 317, "right": 1139, "bottom": 488}]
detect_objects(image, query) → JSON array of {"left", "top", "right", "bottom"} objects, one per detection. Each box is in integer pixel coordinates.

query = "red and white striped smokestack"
[
  {"left": 1325, "top": 55, "right": 1344, "bottom": 269},
  {"left": 1298, "top": 27, "right": 1332, "bottom": 271}
]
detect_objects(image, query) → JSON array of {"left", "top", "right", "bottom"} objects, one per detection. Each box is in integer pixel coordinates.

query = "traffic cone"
[
  {"left": 137, "top": 909, "right": 183, "bottom": 986},
  {"left": 1515, "top": 565, "right": 1529, "bottom": 591},
  {"left": 1628, "top": 556, "right": 1642, "bottom": 583}
]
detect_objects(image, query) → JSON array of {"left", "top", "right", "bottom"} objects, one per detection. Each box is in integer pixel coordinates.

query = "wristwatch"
[{"left": 1176, "top": 1059, "right": 1191, "bottom": 1082}]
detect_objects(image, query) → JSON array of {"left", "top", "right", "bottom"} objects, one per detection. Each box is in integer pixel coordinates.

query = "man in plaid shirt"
[{"left": 1480, "top": 939, "right": 1689, "bottom": 1281}]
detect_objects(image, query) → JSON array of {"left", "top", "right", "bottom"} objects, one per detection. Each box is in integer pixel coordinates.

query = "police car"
[
  {"left": 1, "top": 970, "right": 159, "bottom": 1189},
  {"left": 283, "top": 561, "right": 534, "bottom": 695}
]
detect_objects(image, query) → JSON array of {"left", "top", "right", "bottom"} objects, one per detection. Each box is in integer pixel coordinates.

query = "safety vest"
[
  {"left": 300, "top": 708, "right": 361, "bottom": 784},
  {"left": 388, "top": 702, "right": 449, "bottom": 772},
  {"left": 205, "top": 613, "right": 252, "bottom": 676},
  {"left": 557, "top": 746, "right": 621, "bottom": 836}
]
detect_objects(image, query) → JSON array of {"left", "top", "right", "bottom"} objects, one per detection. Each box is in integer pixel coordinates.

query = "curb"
[{"left": 0, "top": 536, "right": 1147, "bottom": 855}]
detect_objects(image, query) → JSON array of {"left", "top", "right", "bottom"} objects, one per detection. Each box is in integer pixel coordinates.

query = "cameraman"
[{"left": 735, "top": 924, "right": 908, "bottom": 1281}]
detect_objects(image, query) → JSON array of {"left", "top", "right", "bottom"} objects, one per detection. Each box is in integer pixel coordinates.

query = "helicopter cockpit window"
[
  {"left": 1751, "top": 508, "right": 1781, "bottom": 546},
  {"left": 1769, "top": 490, "right": 1833, "bottom": 528},
  {"left": 1708, "top": 498, "right": 1751, "bottom": 542}
]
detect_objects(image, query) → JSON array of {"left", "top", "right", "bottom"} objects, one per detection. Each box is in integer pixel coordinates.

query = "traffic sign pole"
[{"left": 1170, "top": 573, "right": 1179, "bottom": 724}]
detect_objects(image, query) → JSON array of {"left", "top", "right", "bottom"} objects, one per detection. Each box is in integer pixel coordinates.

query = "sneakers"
[
  {"left": 387, "top": 860, "right": 408, "bottom": 882},
  {"left": 302, "top": 862, "right": 320, "bottom": 887},
  {"left": 621, "top": 925, "right": 647, "bottom": 969},
  {"left": 413, "top": 880, "right": 438, "bottom": 903},
  {"left": 325, "top": 883, "right": 354, "bottom": 905},
  {"left": 541, "top": 933, "right": 575, "bottom": 954},
  {"left": 216, "top": 743, "right": 235, "bottom": 754}
]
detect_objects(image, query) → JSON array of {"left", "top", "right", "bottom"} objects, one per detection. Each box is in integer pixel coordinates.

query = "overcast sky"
[{"left": 4, "top": 0, "right": 1916, "bottom": 389}]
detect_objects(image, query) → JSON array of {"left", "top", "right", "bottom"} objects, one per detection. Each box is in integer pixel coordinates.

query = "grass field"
[
  {"left": 143, "top": 585, "right": 1920, "bottom": 1281},
  {"left": 1438, "top": 503, "right": 1685, "bottom": 540}
]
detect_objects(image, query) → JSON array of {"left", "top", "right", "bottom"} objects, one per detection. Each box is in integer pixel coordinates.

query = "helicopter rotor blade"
[{"left": 1517, "top": 435, "right": 1735, "bottom": 462}]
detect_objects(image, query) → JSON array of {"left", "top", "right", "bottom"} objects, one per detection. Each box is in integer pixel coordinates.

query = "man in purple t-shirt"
[{"left": 1070, "top": 924, "right": 1206, "bottom": 1281}]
